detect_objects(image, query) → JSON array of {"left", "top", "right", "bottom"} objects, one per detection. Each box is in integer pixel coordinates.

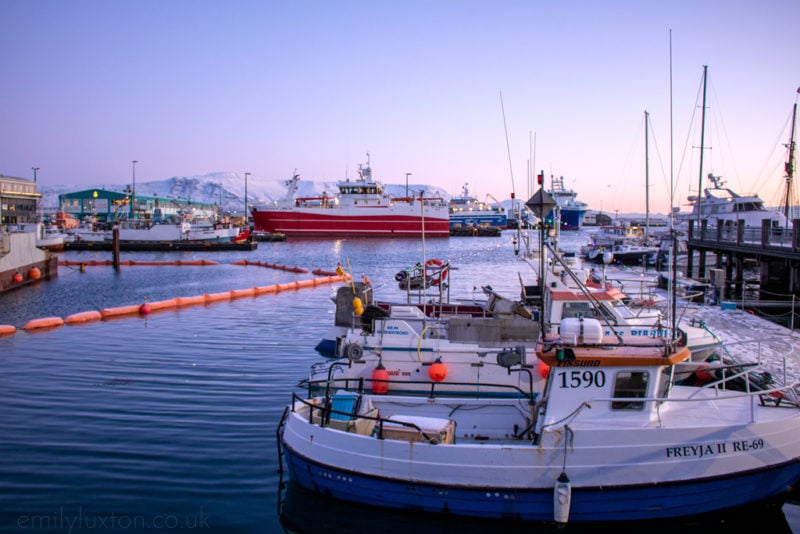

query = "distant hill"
[{"left": 37, "top": 172, "right": 452, "bottom": 215}]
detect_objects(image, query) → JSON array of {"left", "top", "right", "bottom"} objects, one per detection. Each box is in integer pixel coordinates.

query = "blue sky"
[{"left": 2, "top": 0, "right": 798, "bottom": 215}]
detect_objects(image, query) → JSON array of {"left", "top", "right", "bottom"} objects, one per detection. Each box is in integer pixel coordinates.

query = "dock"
[
  {"left": 64, "top": 240, "right": 258, "bottom": 252},
  {"left": 449, "top": 226, "right": 502, "bottom": 237}
]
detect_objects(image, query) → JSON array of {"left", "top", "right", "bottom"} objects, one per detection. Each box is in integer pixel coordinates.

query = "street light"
[
  {"left": 405, "top": 172, "right": 412, "bottom": 198},
  {"left": 131, "top": 160, "right": 138, "bottom": 219},
  {"left": 244, "top": 172, "right": 250, "bottom": 223},
  {"left": 32, "top": 167, "right": 39, "bottom": 182}
]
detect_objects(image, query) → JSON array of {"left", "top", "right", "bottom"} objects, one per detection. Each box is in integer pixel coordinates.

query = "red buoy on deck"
[
  {"left": 372, "top": 361, "right": 389, "bottom": 394},
  {"left": 429, "top": 358, "right": 447, "bottom": 382},
  {"left": 12, "top": 272, "right": 23, "bottom": 283}
]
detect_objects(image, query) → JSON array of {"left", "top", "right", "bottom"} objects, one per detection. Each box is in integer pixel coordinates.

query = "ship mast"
[
  {"left": 782, "top": 101, "right": 797, "bottom": 224},
  {"left": 696, "top": 65, "right": 709, "bottom": 227},
  {"left": 645, "top": 110, "right": 650, "bottom": 241}
]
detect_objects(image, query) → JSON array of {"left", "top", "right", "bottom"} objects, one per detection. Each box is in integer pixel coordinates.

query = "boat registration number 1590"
[{"left": 557, "top": 370, "right": 606, "bottom": 389}]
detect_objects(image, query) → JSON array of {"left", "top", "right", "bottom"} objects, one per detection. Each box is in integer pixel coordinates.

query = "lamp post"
[
  {"left": 131, "top": 160, "right": 138, "bottom": 219},
  {"left": 405, "top": 172, "right": 412, "bottom": 198},
  {"left": 32, "top": 167, "right": 39, "bottom": 182},
  {"left": 244, "top": 172, "right": 250, "bottom": 223}
]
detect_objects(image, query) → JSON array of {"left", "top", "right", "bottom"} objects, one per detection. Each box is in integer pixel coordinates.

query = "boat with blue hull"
[
  {"left": 279, "top": 318, "right": 800, "bottom": 525},
  {"left": 546, "top": 175, "right": 588, "bottom": 230},
  {"left": 448, "top": 183, "right": 507, "bottom": 229}
]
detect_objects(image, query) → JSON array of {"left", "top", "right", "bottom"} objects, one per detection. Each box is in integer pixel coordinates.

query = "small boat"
[
  {"left": 586, "top": 242, "right": 658, "bottom": 266},
  {"left": 279, "top": 318, "right": 800, "bottom": 524},
  {"left": 249, "top": 155, "right": 451, "bottom": 238},
  {"left": 0, "top": 229, "right": 58, "bottom": 293},
  {"left": 448, "top": 183, "right": 507, "bottom": 229}
]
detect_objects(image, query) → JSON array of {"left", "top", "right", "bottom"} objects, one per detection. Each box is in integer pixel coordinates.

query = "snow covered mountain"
[{"left": 38, "top": 172, "right": 453, "bottom": 214}]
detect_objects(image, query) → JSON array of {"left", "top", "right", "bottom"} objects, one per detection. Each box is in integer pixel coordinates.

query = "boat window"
[
  {"left": 610, "top": 300, "right": 636, "bottom": 320},
  {"left": 562, "top": 302, "right": 597, "bottom": 319},
  {"left": 611, "top": 371, "right": 649, "bottom": 410}
]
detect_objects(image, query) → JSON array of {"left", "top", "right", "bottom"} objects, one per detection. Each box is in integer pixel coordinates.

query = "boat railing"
[
  {"left": 291, "top": 392, "right": 449, "bottom": 443},
  {"left": 303, "top": 374, "right": 537, "bottom": 405}
]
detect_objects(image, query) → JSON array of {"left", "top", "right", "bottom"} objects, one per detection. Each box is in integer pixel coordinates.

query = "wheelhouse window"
[{"left": 612, "top": 371, "right": 649, "bottom": 410}]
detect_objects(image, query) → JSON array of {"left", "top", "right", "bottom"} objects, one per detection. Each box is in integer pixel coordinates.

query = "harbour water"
[{"left": 0, "top": 231, "right": 798, "bottom": 533}]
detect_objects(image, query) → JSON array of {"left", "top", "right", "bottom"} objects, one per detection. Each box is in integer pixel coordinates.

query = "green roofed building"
[{"left": 58, "top": 189, "right": 218, "bottom": 224}]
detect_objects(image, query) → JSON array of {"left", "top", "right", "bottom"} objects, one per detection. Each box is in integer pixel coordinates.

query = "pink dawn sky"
[{"left": 2, "top": 0, "right": 798, "bottom": 216}]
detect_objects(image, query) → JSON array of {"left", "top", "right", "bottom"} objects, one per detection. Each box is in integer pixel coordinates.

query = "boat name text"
[{"left": 665, "top": 439, "right": 765, "bottom": 458}]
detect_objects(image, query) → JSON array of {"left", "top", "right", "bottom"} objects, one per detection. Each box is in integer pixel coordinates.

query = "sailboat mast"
[
  {"left": 696, "top": 65, "right": 709, "bottom": 226},
  {"left": 645, "top": 110, "right": 650, "bottom": 241},
  {"left": 783, "top": 101, "right": 797, "bottom": 222}
]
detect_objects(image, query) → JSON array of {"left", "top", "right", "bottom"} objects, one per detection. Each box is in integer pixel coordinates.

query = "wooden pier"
[{"left": 686, "top": 219, "right": 800, "bottom": 303}]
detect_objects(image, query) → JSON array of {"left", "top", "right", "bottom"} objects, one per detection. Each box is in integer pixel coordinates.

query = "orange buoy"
[
  {"left": 12, "top": 272, "right": 23, "bottom": 283},
  {"left": 100, "top": 304, "right": 142, "bottom": 319},
  {"left": 538, "top": 359, "right": 550, "bottom": 379},
  {"left": 428, "top": 358, "right": 447, "bottom": 382},
  {"left": 22, "top": 316, "right": 65, "bottom": 331},
  {"left": 64, "top": 310, "right": 103, "bottom": 324},
  {"left": 28, "top": 267, "right": 42, "bottom": 280},
  {"left": 0, "top": 324, "right": 17, "bottom": 337},
  {"left": 372, "top": 361, "right": 390, "bottom": 394}
]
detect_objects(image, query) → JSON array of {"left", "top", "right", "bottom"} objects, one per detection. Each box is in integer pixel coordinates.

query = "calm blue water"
[{"left": 0, "top": 231, "right": 796, "bottom": 533}]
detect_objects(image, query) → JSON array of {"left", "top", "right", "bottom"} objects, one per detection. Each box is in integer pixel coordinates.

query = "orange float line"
[
  {"left": 58, "top": 259, "right": 218, "bottom": 267},
  {"left": 22, "top": 316, "right": 66, "bottom": 332},
  {"left": 100, "top": 305, "right": 143, "bottom": 320},
  {"left": 0, "top": 324, "right": 17, "bottom": 337},
  {"left": 204, "top": 292, "right": 232, "bottom": 304},
  {"left": 175, "top": 295, "right": 206, "bottom": 307},
  {"left": 254, "top": 284, "right": 278, "bottom": 295},
  {"left": 147, "top": 298, "right": 178, "bottom": 312},
  {"left": 64, "top": 310, "right": 103, "bottom": 324},
  {"left": 230, "top": 287, "right": 256, "bottom": 299}
]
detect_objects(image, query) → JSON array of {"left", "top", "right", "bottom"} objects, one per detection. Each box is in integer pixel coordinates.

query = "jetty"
[{"left": 64, "top": 240, "right": 258, "bottom": 252}]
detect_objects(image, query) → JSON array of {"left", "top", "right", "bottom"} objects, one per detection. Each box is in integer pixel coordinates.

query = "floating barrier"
[
  {"left": 231, "top": 260, "right": 309, "bottom": 273},
  {"left": 65, "top": 310, "right": 103, "bottom": 324},
  {"left": 100, "top": 304, "right": 144, "bottom": 319},
  {"left": 230, "top": 287, "right": 256, "bottom": 299},
  {"left": 0, "top": 324, "right": 16, "bottom": 337},
  {"left": 312, "top": 269, "right": 339, "bottom": 276},
  {"left": 175, "top": 295, "right": 206, "bottom": 307},
  {"left": 59, "top": 259, "right": 219, "bottom": 267},
  {"left": 204, "top": 291, "right": 232, "bottom": 304},
  {"left": 22, "top": 317, "right": 65, "bottom": 332},
  {"left": 15, "top": 275, "right": 348, "bottom": 333}
]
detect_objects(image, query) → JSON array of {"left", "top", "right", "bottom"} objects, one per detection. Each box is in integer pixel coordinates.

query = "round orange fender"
[
  {"left": 100, "top": 305, "right": 142, "bottom": 319},
  {"left": 28, "top": 267, "right": 42, "bottom": 280},
  {"left": 0, "top": 324, "right": 17, "bottom": 337},
  {"left": 22, "top": 316, "right": 65, "bottom": 331},
  {"left": 65, "top": 311, "right": 103, "bottom": 324}
]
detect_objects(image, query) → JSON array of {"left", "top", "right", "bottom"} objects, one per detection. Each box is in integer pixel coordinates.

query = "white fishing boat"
[
  {"left": 280, "top": 319, "right": 800, "bottom": 524},
  {"left": 448, "top": 183, "right": 508, "bottom": 229},
  {"left": 307, "top": 247, "right": 720, "bottom": 397}
]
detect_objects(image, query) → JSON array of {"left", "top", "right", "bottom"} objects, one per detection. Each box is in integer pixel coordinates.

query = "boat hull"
[
  {"left": 283, "top": 444, "right": 800, "bottom": 522},
  {"left": 280, "top": 391, "right": 800, "bottom": 523},
  {"left": 250, "top": 209, "right": 451, "bottom": 238}
]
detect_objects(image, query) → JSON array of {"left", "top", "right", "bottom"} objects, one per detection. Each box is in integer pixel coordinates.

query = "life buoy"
[
  {"left": 344, "top": 343, "right": 364, "bottom": 361},
  {"left": 425, "top": 259, "right": 447, "bottom": 285}
]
